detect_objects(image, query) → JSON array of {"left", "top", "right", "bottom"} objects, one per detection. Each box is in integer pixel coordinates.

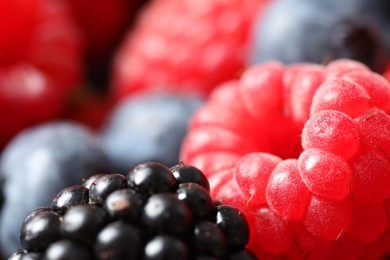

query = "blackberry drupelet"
[{"left": 10, "top": 161, "right": 256, "bottom": 259}]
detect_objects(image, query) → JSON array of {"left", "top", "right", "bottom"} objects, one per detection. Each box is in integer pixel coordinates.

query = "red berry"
[
  {"left": 266, "top": 159, "right": 311, "bottom": 221},
  {"left": 110, "top": 0, "right": 270, "bottom": 99},
  {"left": 180, "top": 59, "right": 390, "bottom": 258},
  {"left": 0, "top": 0, "right": 83, "bottom": 148}
]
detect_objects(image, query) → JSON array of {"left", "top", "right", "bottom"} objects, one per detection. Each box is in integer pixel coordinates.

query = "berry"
[
  {"left": 0, "top": 0, "right": 84, "bottom": 148},
  {"left": 88, "top": 173, "right": 128, "bottom": 205},
  {"left": 127, "top": 161, "right": 176, "bottom": 196},
  {"left": 144, "top": 235, "right": 189, "bottom": 260},
  {"left": 100, "top": 93, "right": 203, "bottom": 174},
  {"left": 110, "top": 0, "right": 270, "bottom": 98},
  {"left": 50, "top": 186, "right": 89, "bottom": 214},
  {"left": 141, "top": 193, "right": 192, "bottom": 237},
  {"left": 20, "top": 211, "right": 62, "bottom": 252},
  {"left": 94, "top": 221, "right": 143, "bottom": 259},
  {"left": 7, "top": 162, "right": 252, "bottom": 259},
  {"left": 44, "top": 240, "right": 92, "bottom": 260},
  {"left": 250, "top": 0, "right": 389, "bottom": 73},
  {"left": 180, "top": 59, "right": 390, "bottom": 258},
  {"left": 0, "top": 122, "right": 111, "bottom": 256},
  {"left": 171, "top": 162, "right": 210, "bottom": 192}
]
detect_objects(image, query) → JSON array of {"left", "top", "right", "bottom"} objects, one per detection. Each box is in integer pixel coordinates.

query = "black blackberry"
[
  {"left": 51, "top": 185, "right": 89, "bottom": 214},
  {"left": 170, "top": 162, "right": 210, "bottom": 192},
  {"left": 9, "top": 161, "right": 256, "bottom": 259}
]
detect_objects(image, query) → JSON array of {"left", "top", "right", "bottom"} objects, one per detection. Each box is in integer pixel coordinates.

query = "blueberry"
[
  {"left": 250, "top": 0, "right": 389, "bottom": 73},
  {"left": 100, "top": 93, "right": 204, "bottom": 174},
  {"left": 0, "top": 121, "right": 111, "bottom": 256}
]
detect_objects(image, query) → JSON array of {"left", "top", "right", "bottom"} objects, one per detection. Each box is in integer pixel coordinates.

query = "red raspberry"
[
  {"left": 110, "top": 0, "right": 270, "bottom": 99},
  {"left": 0, "top": 0, "right": 83, "bottom": 148},
  {"left": 180, "top": 59, "right": 390, "bottom": 258}
]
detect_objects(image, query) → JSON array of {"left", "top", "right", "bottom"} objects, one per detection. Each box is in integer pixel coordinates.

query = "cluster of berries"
[
  {"left": 181, "top": 59, "right": 390, "bottom": 258},
  {"left": 8, "top": 162, "right": 255, "bottom": 260}
]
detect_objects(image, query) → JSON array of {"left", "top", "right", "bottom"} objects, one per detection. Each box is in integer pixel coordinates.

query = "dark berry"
[
  {"left": 44, "top": 240, "right": 92, "bottom": 260},
  {"left": 100, "top": 94, "right": 203, "bottom": 174},
  {"left": 18, "top": 252, "right": 42, "bottom": 260},
  {"left": 170, "top": 163, "right": 210, "bottom": 192},
  {"left": 251, "top": 0, "right": 389, "bottom": 73},
  {"left": 144, "top": 235, "right": 189, "bottom": 260},
  {"left": 61, "top": 204, "right": 107, "bottom": 246},
  {"left": 0, "top": 122, "right": 111, "bottom": 256},
  {"left": 23, "top": 208, "right": 52, "bottom": 223},
  {"left": 215, "top": 205, "right": 250, "bottom": 253},
  {"left": 141, "top": 193, "right": 192, "bottom": 237},
  {"left": 20, "top": 211, "right": 61, "bottom": 252},
  {"left": 51, "top": 186, "right": 89, "bottom": 214},
  {"left": 227, "top": 248, "right": 258, "bottom": 260},
  {"left": 127, "top": 162, "right": 176, "bottom": 196},
  {"left": 94, "top": 221, "right": 143, "bottom": 260},
  {"left": 176, "top": 183, "right": 214, "bottom": 220},
  {"left": 7, "top": 248, "right": 27, "bottom": 260},
  {"left": 82, "top": 173, "right": 107, "bottom": 189},
  {"left": 104, "top": 188, "right": 144, "bottom": 223},
  {"left": 193, "top": 221, "right": 227, "bottom": 258},
  {"left": 88, "top": 173, "right": 128, "bottom": 205}
]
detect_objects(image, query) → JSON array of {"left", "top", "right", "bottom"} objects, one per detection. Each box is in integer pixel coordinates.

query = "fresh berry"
[
  {"left": 250, "top": 0, "right": 390, "bottom": 73},
  {"left": 65, "top": 0, "right": 148, "bottom": 90},
  {"left": 110, "top": 0, "right": 270, "bottom": 99},
  {"left": 0, "top": 0, "right": 84, "bottom": 148},
  {"left": 100, "top": 93, "right": 204, "bottom": 174},
  {"left": 7, "top": 162, "right": 252, "bottom": 259},
  {"left": 44, "top": 239, "right": 92, "bottom": 260},
  {"left": 0, "top": 121, "right": 111, "bottom": 256},
  {"left": 180, "top": 59, "right": 390, "bottom": 258}
]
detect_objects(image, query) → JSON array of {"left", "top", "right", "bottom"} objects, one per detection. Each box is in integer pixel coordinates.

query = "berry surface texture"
[{"left": 180, "top": 59, "right": 390, "bottom": 259}]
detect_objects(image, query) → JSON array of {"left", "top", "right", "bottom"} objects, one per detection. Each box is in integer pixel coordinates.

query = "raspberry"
[
  {"left": 180, "top": 59, "right": 390, "bottom": 258},
  {"left": 110, "top": 0, "right": 270, "bottom": 99},
  {"left": 8, "top": 162, "right": 255, "bottom": 259},
  {"left": 0, "top": 0, "right": 83, "bottom": 148}
]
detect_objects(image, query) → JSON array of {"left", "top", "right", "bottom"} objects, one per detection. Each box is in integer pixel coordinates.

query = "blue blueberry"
[
  {"left": 249, "top": 0, "right": 389, "bottom": 73},
  {"left": 100, "top": 93, "right": 204, "bottom": 174},
  {"left": 0, "top": 121, "right": 111, "bottom": 257}
]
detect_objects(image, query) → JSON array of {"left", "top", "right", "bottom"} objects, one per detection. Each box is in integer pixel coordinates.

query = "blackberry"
[{"left": 10, "top": 161, "right": 255, "bottom": 259}]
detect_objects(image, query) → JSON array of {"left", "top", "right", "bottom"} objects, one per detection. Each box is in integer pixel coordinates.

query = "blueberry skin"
[
  {"left": 100, "top": 93, "right": 204, "bottom": 174},
  {"left": 249, "top": 0, "right": 389, "bottom": 73},
  {"left": 0, "top": 121, "right": 111, "bottom": 257}
]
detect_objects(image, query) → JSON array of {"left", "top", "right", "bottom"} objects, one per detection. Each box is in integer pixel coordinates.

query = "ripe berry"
[
  {"left": 144, "top": 235, "right": 189, "bottom": 260},
  {"left": 44, "top": 240, "right": 92, "bottom": 260},
  {"left": 110, "top": 0, "right": 270, "bottom": 98},
  {"left": 180, "top": 59, "right": 390, "bottom": 258},
  {"left": 141, "top": 193, "right": 192, "bottom": 237},
  {"left": 7, "top": 162, "right": 252, "bottom": 259},
  {"left": 127, "top": 161, "right": 176, "bottom": 196},
  {"left": 94, "top": 221, "right": 143, "bottom": 259},
  {"left": 88, "top": 174, "right": 128, "bottom": 205},
  {"left": 20, "top": 211, "right": 61, "bottom": 252},
  {"left": 51, "top": 186, "right": 89, "bottom": 214}
]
